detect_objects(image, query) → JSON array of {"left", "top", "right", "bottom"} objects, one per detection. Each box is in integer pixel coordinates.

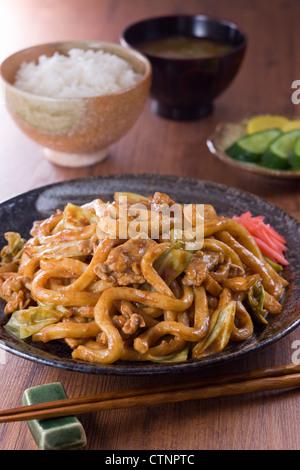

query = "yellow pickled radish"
[
  {"left": 246, "top": 115, "right": 290, "bottom": 134},
  {"left": 281, "top": 119, "right": 300, "bottom": 132}
]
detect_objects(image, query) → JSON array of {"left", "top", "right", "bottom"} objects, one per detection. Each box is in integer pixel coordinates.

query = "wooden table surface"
[{"left": 0, "top": 0, "right": 299, "bottom": 451}]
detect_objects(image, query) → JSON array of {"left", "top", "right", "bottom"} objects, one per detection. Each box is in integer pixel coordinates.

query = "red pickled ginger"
[{"left": 232, "top": 211, "right": 288, "bottom": 266}]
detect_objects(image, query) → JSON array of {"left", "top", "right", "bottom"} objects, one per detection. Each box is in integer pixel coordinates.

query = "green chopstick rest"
[{"left": 22, "top": 382, "right": 87, "bottom": 450}]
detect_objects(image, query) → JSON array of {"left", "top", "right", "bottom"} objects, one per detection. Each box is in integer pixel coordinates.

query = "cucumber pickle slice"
[
  {"left": 288, "top": 135, "right": 300, "bottom": 169},
  {"left": 262, "top": 130, "right": 300, "bottom": 169},
  {"left": 226, "top": 129, "right": 282, "bottom": 163}
]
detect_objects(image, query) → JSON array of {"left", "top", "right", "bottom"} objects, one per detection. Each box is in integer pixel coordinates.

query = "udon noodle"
[{"left": 0, "top": 192, "right": 288, "bottom": 364}]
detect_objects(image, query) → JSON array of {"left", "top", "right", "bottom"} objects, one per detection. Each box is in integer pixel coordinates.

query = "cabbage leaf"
[
  {"left": 5, "top": 304, "right": 69, "bottom": 339},
  {"left": 0, "top": 232, "right": 26, "bottom": 265},
  {"left": 247, "top": 279, "right": 268, "bottom": 324},
  {"left": 63, "top": 203, "right": 98, "bottom": 229}
]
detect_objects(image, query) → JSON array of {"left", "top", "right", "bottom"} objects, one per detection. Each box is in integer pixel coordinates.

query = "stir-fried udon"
[{"left": 0, "top": 192, "right": 288, "bottom": 364}]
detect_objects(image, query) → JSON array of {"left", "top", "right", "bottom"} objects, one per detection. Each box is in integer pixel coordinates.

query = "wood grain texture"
[{"left": 0, "top": 0, "right": 299, "bottom": 450}]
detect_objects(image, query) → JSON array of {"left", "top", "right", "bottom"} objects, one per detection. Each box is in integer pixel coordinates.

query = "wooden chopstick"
[{"left": 1, "top": 362, "right": 300, "bottom": 423}]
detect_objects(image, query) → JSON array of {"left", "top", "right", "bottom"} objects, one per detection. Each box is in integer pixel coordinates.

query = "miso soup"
[{"left": 139, "top": 35, "right": 233, "bottom": 59}]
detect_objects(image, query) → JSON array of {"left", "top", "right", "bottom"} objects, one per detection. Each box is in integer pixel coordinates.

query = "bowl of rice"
[{"left": 0, "top": 41, "right": 152, "bottom": 167}]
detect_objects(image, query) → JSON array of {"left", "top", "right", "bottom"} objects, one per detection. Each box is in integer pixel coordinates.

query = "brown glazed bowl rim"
[
  {"left": 0, "top": 40, "right": 152, "bottom": 102},
  {"left": 121, "top": 14, "right": 247, "bottom": 63}
]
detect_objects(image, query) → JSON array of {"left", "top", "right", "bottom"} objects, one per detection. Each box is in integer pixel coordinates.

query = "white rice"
[{"left": 13, "top": 48, "right": 142, "bottom": 98}]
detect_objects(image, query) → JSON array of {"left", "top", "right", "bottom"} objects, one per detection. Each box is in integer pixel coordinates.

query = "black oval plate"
[{"left": 0, "top": 174, "right": 299, "bottom": 375}]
